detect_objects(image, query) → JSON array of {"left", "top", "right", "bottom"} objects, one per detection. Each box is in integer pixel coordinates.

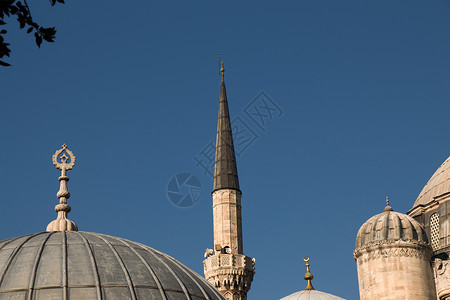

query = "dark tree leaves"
[
  {"left": 34, "top": 32, "right": 42, "bottom": 47},
  {"left": 50, "top": 0, "right": 65, "bottom": 5},
  {"left": 0, "top": 0, "right": 65, "bottom": 66}
]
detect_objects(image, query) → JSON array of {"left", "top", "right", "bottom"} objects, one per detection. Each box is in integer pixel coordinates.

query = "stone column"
[
  {"left": 204, "top": 188, "right": 254, "bottom": 300},
  {"left": 212, "top": 189, "right": 243, "bottom": 254}
]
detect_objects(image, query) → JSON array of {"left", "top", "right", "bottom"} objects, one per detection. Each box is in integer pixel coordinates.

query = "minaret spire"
[
  {"left": 213, "top": 59, "right": 240, "bottom": 193},
  {"left": 204, "top": 58, "right": 254, "bottom": 300}
]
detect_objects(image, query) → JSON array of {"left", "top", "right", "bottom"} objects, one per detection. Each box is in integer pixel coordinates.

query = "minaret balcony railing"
[{"left": 203, "top": 253, "right": 255, "bottom": 273}]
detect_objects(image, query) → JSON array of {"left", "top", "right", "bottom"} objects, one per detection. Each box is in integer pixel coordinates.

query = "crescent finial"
[{"left": 47, "top": 144, "right": 78, "bottom": 232}]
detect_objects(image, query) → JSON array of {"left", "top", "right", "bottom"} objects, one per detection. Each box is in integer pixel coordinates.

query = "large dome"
[
  {"left": 0, "top": 231, "right": 224, "bottom": 300},
  {"left": 411, "top": 156, "right": 450, "bottom": 210},
  {"left": 355, "top": 204, "right": 428, "bottom": 250},
  {"left": 280, "top": 290, "right": 345, "bottom": 300}
]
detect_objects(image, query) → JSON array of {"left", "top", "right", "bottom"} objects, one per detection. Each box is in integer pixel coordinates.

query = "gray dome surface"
[
  {"left": 412, "top": 156, "right": 450, "bottom": 209},
  {"left": 355, "top": 208, "right": 428, "bottom": 250},
  {"left": 280, "top": 289, "right": 346, "bottom": 300},
  {"left": 0, "top": 231, "right": 224, "bottom": 300}
]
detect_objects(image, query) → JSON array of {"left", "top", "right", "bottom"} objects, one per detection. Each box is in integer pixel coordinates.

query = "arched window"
[{"left": 430, "top": 213, "right": 440, "bottom": 251}]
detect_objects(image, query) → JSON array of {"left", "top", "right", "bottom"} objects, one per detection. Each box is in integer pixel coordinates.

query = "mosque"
[{"left": 0, "top": 62, "right": 449, "bottom": 300}]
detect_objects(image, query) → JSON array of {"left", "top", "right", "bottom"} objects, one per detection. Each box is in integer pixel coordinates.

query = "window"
[{"left": 430, "top": 213, "right": 440, "bottom": 251}]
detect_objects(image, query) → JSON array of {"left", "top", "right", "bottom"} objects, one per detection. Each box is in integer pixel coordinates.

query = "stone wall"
[
  {"left": 354, "top": 240, "right": 436, "bottom": 300},
  {"left": 212, "top": 189, "right": 243, "bottom": 254}
]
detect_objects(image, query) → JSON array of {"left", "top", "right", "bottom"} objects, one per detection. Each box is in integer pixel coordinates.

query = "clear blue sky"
[{"left": 1, "top": 1, "right": 450, "bottom": 299}]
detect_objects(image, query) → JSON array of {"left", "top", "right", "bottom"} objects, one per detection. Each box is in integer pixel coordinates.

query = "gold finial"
[
  {"left": 47, "top": 144, "right": 78, "bottom": 232},
  {"left": 220, "top": 61, "right": 225, "bottom": 79},
  {"left": 218, "top": 52, "right": 224, "bottom": 79},
  {"left": 384, "top": 196, "right": 393, "bottom": 212},
  {"left": 303, "top": 256, "right": 315, "bottom": 290}
]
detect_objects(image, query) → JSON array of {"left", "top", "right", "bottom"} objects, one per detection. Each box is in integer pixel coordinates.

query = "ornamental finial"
[
  {"left": 46, "top": 144, "right": 78, "bottom": 232},
  {"left": 218, "top": 53, "right": 225, "bottom": 80},
  {"left": 384, "top": 196, "right": 393, "bottom": 212},
  {"left": 303, "top": 256, "right": 315, "bottom": 290}
]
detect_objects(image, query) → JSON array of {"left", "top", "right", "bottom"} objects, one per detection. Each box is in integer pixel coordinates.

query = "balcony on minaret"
[{"left": 204, "top": 59, "right": 255, "bottom": 300}]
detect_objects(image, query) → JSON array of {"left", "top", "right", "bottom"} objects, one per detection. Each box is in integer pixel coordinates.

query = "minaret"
[{"left": 203, "top": 60, "right": 255, "bottom": 300}]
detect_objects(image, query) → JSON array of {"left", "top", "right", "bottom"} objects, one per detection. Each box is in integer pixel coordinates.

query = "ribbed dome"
[
  {"left": 355, "top": 207, "right": 428, "bottom": 250},
  {"left": 0, "top": 231, "right": 224, "bottom": 300},
  {"left": 280, "top": 289, "right": 346, "bottom": 300},
  {"left": 412, "top": 156, "right": 450, "bottom": 209}
]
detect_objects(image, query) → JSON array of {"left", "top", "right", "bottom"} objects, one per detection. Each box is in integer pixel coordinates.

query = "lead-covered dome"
[
  {"left": 412, "top": 156, "right": 450, "bottom": 210},
  {"left": 355, "top": 203, "right": 428, "bottom": 250},
  {"left": 0, "top": 231, "right": 224, "bottom": 299}
]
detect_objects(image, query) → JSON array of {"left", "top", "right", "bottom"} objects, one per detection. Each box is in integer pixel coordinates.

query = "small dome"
[
  {"left": 280, "top": 290, "right": 346, "bottom": 300},
  {"left": 279, "top": 257, "right": 346, "bottom": 300},
  {"left": 412, "top": 156, "right": 450, "bottom": 210},
  {"left": 355, "top": 205, "right": 428, "bottom": 250},
  {"left": 0, "top": 231, "right": 224, "bottom": 299}
]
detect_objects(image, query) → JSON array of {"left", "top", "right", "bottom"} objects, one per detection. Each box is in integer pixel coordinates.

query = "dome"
[
  {"left": 279, "top": 258, "right": 346, "bottom": 300},
  {"left": 280, "top": 290, "right": 345, "bottom": 300},
  {"left": 0, "top": 231, "right": 224, "bottom": 300},
  {"left": 355, "top": 203, "right": 428, "bottom": 250},
  {"left": 411, "top": 156, "right": 450, "bottom": 210}
]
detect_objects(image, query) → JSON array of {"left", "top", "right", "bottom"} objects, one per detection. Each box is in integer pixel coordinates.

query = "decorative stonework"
[
  {"left": 47, "top": 144, "right": 78, "bottom": 232},
  {"left": 434, "top": 258, "right": 450, "bottom": 300},
  {"left": 203, "top": 253, "right": 255, "bottom": 300},
  {"left": 353, "top": 239, "right": 433, "bottom": 261}
]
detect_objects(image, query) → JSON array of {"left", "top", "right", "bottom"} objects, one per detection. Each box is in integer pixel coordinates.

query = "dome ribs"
[
  {"left": 132, "top": 244, "right": 192, "bottom": 300},
  {"left": 164, "top": 254, "right": 212, "bottom": 300},
  {"left": 27, "top": 232, "right": 54, "bottom": 300},
  {"left": 0, "top": 233, "right": 45, "bottom": 292},
  {"left": 0, "top": 232, "right": 225, "bottom": 300},
  {"left": 75, "top": 232, "right": 102, "bottom": 300},
  {"left": 411, "top": 156, "right": 450, "bottom": 211},
  {"left": 62, "top": 232, "right": 68, "bottom": 300},
  {"left": 170, "top": 255, "right": 224, "bottom": 299},
  {"left": 392, "top": 213, "right": 401, "bottom": 240},
  {"left": 88, "top": 233, "right": 137, "bottom": 300},
  {"left": 111, "top": 236, "right": 168, "bottom": 300},
  {"left": 355, "top": 206, "right": 430, "bottom": 253},
  {"left": 406, "top": 215, "right": 424, "bottom": 242}
]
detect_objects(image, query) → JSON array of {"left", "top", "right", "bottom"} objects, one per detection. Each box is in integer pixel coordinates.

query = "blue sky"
[{"left": 1, "top": 1, "right": 450, "bottom": 299}]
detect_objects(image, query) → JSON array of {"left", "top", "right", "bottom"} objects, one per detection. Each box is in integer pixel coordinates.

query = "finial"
[
  {"left": 384, "top": 196, "right": 393, "bottom": 212},
  {"left": 218, "top": 53, "right": 225, "bottom": 80},
  {"left": 220, "top": 61, "right": 225, "bottom": 79},
  {"left": 218, "top": 52, "right": 221, "bottom": 75},
  {"left": 46, "top": 144, "right": 78, "bottom": 232},
  {"left": 303, "top": 256, "right": 315, "bottom": 290}
]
